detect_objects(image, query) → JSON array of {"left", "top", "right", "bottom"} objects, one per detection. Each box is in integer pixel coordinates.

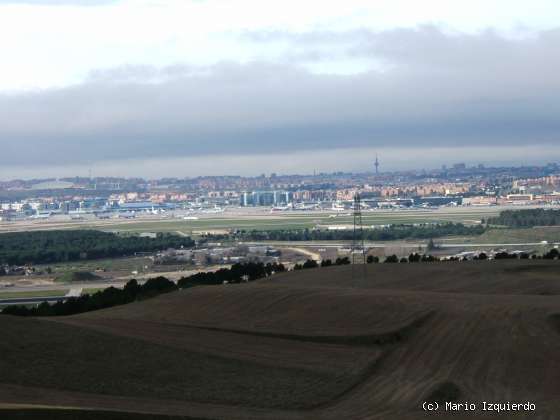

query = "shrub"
[
  {"left": 366, "top": 255, "right": 379, "bottom": 264},
  {"left": 384, "top": 255, "right": 399, "bottom": 263}
]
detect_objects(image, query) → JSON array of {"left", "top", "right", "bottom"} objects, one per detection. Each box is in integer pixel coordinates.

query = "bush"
[
  {"left": 302, "top": 259, "right": 319, "bottom": 269},
  {"left": 335, "top": 257, "right": 351, "bottom": 265},
  {"left": 366, "top": 255, "right": 379, "bottom": 264},
  {"left": 544, "top": 249, "right": 560, "bottom": 260},
  {"left": 408, "top": 253, "right": 421, "bottom": 263},
  {"left": 495, "top": 252, "right": 517, "bottom": 260}
]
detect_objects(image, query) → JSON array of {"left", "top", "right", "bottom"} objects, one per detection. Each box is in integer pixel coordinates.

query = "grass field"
[
  {"left": 465, "top": 226, "right": 560, "bottom": 244},
  {"left": 100, "top": 209, "right": 500, "bottom": 234},
  {"left": 36, "top": 257, "right": 154, "bottom": 276},
  {"left": 2, "top": 260, "right": 560, "bottom": 419},
  {"left": 0, "top": 207, "right": 503, "bottom": 236},
  {"left": 0, "top": 290, "right": 68, "bottom": 299}
]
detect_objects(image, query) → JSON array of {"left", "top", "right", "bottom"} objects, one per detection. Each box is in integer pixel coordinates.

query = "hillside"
[{"left": 1, "top": 260, "right": 560, "bottom": 419}]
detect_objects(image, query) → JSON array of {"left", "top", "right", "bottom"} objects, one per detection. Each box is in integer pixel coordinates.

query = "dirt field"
[{"left": 1, "top": 260, "right": 560, "bottom": 419}]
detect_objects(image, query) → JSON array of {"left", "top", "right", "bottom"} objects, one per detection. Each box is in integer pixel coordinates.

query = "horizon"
[{"left": 1, "top": 158, "right": 558, "bottom": 184}]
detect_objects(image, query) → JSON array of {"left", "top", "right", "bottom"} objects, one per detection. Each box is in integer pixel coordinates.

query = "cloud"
[
  {"left": 0, "top": 27, "right": 559, "bottom": 174},
  {"left": 0, "top": 0, "right": 117, "bottom": 5}
]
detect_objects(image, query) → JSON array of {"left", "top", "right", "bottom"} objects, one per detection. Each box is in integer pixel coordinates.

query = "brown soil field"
[{"left": 1, "top": 259, "right": 560, "bottom": 419}]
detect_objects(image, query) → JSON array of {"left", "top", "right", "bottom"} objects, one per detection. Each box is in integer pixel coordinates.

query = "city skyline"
[
  {"left": 1, "top": 146, "right": 559, "bottom": 181},
  {"left": 0, "top": 154, "right": 558, "bottom": 184}
]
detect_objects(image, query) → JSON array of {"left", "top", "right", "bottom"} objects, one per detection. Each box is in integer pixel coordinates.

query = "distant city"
[{"left": 1, "top": 160, "right": 559, "bottom": 221}]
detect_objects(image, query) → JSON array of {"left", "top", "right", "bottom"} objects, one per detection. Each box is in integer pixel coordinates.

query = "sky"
[{"left": 0, "top": 0, "right": 559, "bottom": 179}]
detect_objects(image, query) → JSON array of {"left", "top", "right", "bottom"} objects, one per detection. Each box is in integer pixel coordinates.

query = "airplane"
[
  {"left": 270, "top": 205, "right": 291, "bottom": 212},
  {"left": 294, "top": 203, "right": 318, "bottom": 211},
  {"left": 118, "top": 211, "right": 136, "bottom": 219},
  {"left": 331, "top": 202, "right": 346, "bottom": 212},
  {"left": 203, "top": 206, "right": 224, "bottom": 214},
  {"left": 30, "top": 212, "right": 52, "bottom": 220}
]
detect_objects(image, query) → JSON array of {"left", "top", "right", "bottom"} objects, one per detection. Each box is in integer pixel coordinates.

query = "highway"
[
  {"left": 0, "top": 296, "right": 67, "bottom": 306},
  {"left": 0, "top": 281, "right": 128, "bottom": 307},
  {"left": 244, "top": 241, "right": 560, "bottom": 249},
  {"left": 1, "top": 281, "right": 128, "bottom": 295}
]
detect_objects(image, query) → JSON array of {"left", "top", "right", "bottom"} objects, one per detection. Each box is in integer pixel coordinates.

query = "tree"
[
  {"left": 408, "top": 253, "right": 421, "bottom": 263},
  {"left": 366, "top": 255, "right": 379, "bottom": 264},
  {"left": 335, "top": 257, "right": 351, "bottom": 265},
  {"left": 384, "top": 255, "right": 399, "bottom": 263},
  {"left": 302, "top": 259, "right": 319, "bottom": 269},
  {"left": 544, "top": 249, "right": 560, "bottom": 260},
  {"left": 321, "top": 259, "right": 333, "bottom": 267}
]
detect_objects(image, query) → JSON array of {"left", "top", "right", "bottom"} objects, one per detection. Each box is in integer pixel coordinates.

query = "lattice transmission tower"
[{"left": 352, "top": 193, "right": 367, "bottom": 279}]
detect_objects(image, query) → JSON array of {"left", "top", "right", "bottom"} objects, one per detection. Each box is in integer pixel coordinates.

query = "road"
[
  {"left": 0, "top": 296, "right": 67, "bottom": 306},
  {"left": 2, "top": 281, "right": 129, "bottom": 295},
  {"left": 244, "top": 241, "right": 560, "bottom": 249}
]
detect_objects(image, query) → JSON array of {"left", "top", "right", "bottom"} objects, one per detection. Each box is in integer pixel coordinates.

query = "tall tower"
[{"left": 374, "top": 154, "right": 379, "bottom": 175}]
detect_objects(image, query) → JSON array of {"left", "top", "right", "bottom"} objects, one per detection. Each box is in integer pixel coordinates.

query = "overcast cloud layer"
[{"left": 0, "top": 1, "right": 559, "bottom": 178}]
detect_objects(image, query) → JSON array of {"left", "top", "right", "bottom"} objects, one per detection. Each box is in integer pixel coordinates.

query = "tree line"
[
  {"left": 293, "top": 248, "right": 560, "bottom": 268},
  {"left": 2, "top": 262, "right": 285, "bottom": 317},
  {"left": 0, "top": 230, "right": 195, "bottom": 266},
  {"left": 209, "top": 223, "right": 485, "bottom": 242},
  {"left": 487, "top": 209, "right": 560, "bottom": 227}
]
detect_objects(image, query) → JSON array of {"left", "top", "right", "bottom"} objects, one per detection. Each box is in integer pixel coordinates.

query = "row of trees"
[
  {"left": 294, "top": 248, "right": 560, "bottom": 267},
  {"left": 2, "top": 262, "right": 285, "bottom": 317},
  {"left": 488, "top": 209, "right": 560, "bottom": 227},
  {"left": 2, "top": 276, "right": 177, "bottom": 317},
  {"left": 294, "top": 257, "right": 351, "bottom": 270},
  {"left": 0, "top": 230, "right": 195, "bottom": 265},
  {"left": 214, "top": 223, "right": 485, "bottom": 242},
  {"left": 177, "top": 262, "right": 286, "bottom": 288},
  {"left": 293, "top": 254, "right": 434, "bottom": 268}
]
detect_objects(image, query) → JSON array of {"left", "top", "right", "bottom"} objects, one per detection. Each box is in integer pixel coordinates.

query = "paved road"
[
  {"left": 2, "top": 281, "right": 128, "bottom": 295},
  {"left": 244, "top": 241, "right": 560, "bottom": 249},
  {"left": 0, "top": 296, "right": 67, "bottom": 306}
]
